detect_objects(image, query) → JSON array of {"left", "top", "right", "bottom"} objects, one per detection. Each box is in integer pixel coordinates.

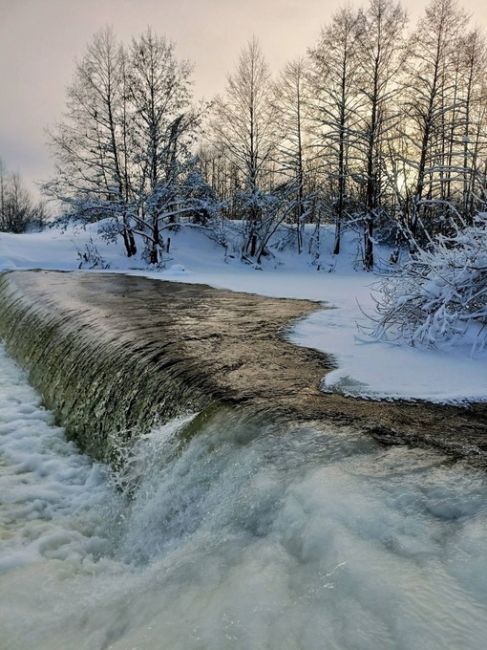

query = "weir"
[
  {"left": 0, "top": 270, "right": 329, "bottom": 460},
  {"left": 0, "top": 269, "right": 486, "bottom": 464}
]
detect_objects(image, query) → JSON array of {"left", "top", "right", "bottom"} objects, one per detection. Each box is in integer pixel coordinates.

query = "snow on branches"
[{"left": 371, "top": 215, "right": 487, "bottom": 354}]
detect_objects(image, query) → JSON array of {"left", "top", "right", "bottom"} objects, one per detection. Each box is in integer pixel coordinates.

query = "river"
[{"left": 1, "top": 343, "right": 486, "bottom": 650}]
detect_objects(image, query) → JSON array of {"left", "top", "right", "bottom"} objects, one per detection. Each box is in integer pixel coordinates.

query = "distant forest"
[{"left": 6, "top": 0, "right": 487, "bottom": 269}]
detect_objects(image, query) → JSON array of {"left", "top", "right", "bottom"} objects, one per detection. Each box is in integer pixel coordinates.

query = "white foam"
[{"left": 1, "top": 344, "right": 487, "bottom": 649}]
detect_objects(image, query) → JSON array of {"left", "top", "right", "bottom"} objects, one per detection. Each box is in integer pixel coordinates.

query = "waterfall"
[
  {"left": 0, "top": 271, "right": 215, "bottom": 461},
  {"left": 1, "top": 341, "right": 487, "bottom": 649}
]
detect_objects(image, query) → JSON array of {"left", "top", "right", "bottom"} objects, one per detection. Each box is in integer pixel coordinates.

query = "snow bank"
[{"left": 0, "top": 222, "right": 485, "bottom": 404}]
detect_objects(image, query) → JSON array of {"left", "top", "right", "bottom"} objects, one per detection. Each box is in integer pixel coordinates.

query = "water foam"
[{"left": 1, "top": 344, "right": 487, "bottom": 649}]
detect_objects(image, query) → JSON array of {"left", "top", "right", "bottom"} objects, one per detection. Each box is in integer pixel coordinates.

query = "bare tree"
[
  {"left": 458, "top": 30, "right": 487, "bottom": 219},
  {"left": 212, "top": 37, "right": 277, "bottom": 257},
  {"left": 273, "top": 59, "right": 312, "bottom": 253},
  {"left": 0, "top": 158, "right": 6, "bottom": 227},
  {"left": 402, "top": 0, "right": 467, "bottom": 240},
  {"left": 45, "top": 28, "right": 207, "bottom": 264},
  {"left": 356, "top": 0, "right": 407, "bottom": 269},
  {"left": 309, "top": 8, "right": 363, "bottom": 255},
  {"left": 127, "top": 29, "right": 199, "bottom": 263},
  {"left": 0, "top": 170, "right": 39, "bottom": 233},
  {"left": 44, "top": 28, "right": 137, "bottom": 251}
]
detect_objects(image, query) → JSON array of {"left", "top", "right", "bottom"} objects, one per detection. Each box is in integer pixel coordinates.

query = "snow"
[{"left": 0, "top": 221, "right": 486, "bottom": 404}]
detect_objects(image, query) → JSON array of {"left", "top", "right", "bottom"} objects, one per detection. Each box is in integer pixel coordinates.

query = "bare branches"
[
  {"left": 44, "top": 28, "right": 215, "bottom": 264},
  {"left": 41, "top": 0, "right": 487, "bottom": 272},
  {"left": 0, "top": 160, "right": 44, "bottom": 233}
]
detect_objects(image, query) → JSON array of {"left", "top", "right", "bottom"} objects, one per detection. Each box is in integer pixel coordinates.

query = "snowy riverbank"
[{"left": 1, "top": 222, "right": 486, "bottom": 404}]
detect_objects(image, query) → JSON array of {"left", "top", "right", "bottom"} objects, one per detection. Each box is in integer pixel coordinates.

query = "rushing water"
[{"left": 1, "top": 344, "right": 487, "bottom": 650}]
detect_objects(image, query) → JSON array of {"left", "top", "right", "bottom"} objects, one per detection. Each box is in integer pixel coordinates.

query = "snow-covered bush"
[
  {"left": 76, "top": 238, "right": 110, "bottom": 270},
  {"left": 371, "top": 215, "right": 487, "bottom": 354}
]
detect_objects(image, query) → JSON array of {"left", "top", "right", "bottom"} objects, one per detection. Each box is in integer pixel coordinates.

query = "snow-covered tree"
[
  {"left": 45, "top": 28, "right": 211, "bottom": 264},
  {"left": 458, "top": 29, "right": 487, "bottom": 219},
  {"left": 126, "top": 29, "right": 204, "bottom": 263},
  {"left": 401, "top": 0, "right": 468, "bottom": 240},
  {"left": 43, "top": 28, "right": 138, "bottom": 253},
  {"left": 372, "top": 215, "right": 487, "bottom": 353},
  {"left": 0, "top": 159, "right": 44, "bottom": 233}
]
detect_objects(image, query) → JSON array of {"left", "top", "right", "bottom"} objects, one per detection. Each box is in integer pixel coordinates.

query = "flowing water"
[{"left": 1, "top": 343, "right": 487, "bottom": 650}]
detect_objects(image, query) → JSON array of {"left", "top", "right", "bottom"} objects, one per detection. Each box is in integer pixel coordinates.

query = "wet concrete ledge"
[{"left": 0, "top": 270, "right": 486, "bottom": 464}]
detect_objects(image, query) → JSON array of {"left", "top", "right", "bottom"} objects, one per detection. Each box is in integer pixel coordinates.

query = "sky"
[{"left": 1, "top": 0, "right": 487, "bottom": 198}]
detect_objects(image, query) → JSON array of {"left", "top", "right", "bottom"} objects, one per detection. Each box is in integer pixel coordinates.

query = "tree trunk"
[
  {"left": 150, "top": 217, "right": 160, "bottom": 264},
  {"left": 364, "top": 219, "right": 374, "bottom": 270}
]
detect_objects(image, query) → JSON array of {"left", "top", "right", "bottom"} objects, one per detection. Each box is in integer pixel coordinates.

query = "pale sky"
[{"left": 1, "top": 0, "right": 487, "bottom": 197}]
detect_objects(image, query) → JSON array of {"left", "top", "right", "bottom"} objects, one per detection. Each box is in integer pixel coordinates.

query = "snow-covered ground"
[{"left": 0, "top": 222, "right": 486, "bottom": 404}]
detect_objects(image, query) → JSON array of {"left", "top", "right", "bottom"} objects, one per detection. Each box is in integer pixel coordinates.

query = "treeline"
[
  {"left": 46, "top": 0, "right": 487, "bottom": 268},
  {"left": 0, "top": 159, "right": 45, "bottom": 233}
]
